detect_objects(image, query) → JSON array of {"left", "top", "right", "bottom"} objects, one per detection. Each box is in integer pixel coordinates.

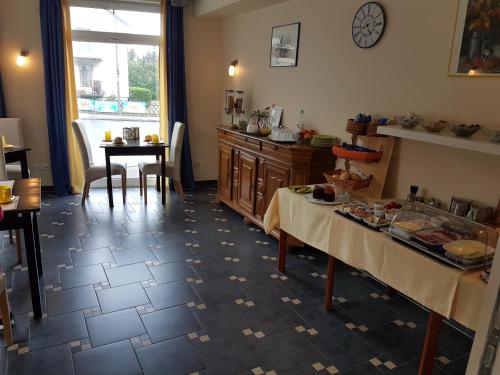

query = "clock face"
[{"left": 352, "top": 2, "right": 385, "bottom": 48}]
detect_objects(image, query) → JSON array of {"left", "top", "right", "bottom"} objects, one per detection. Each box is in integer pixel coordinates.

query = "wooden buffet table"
[
  {"left": 216, "top": 126, "right": 335, "bottom": 233},
  {"left": 264, "top": 187, "right": 486, "bottom": 375}
]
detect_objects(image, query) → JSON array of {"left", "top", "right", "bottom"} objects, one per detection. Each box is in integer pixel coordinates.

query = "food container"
[
  {"left": 396, "top": 113, "right": 421, "bottom": 129},
  {"left": 421, "top": 121, "right": 447, "bottom": 133},
  {"left": 385, "top": 202, "right": 496, "bottom": 270},
  {"left": 450, "top": 123, "right": 481, "bottom": 138}
]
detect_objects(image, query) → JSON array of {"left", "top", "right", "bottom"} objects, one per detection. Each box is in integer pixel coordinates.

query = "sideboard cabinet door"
[
  {"left": 256, "top": 160, "right": 290, "bottom": 220},
  {"left": 237, "top": 152, "right": 257, "bottom": 215},
  {"left": 217, "top": 144, "right": 233, "bottom": 201}
]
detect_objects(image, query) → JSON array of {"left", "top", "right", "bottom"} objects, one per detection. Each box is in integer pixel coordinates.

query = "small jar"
[
  {"left": 323, "top": 186, "right": 335, "bottom": 202},
  {"left": 313, "top": 185, "right": 324, "bottom": 200}
]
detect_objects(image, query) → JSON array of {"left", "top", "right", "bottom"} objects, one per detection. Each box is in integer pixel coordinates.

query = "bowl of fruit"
[
  {"left": 297, "top": 128, "right": 317, "bottom": 144},
  {"left": 450, "top": 123, "right": 481, "bottom": 138}
]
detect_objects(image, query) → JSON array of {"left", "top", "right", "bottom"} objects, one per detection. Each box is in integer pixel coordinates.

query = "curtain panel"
[
  {"left": 40, "top": 0, "right": 72, "bottom": 194},
  {"left": 165, "top": 0, "right": 195, "bottom": 189}
]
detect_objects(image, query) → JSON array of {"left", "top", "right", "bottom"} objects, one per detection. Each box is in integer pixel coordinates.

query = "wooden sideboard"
[{"left": 216, "top": 126, "right": 336, "bottom": 233}]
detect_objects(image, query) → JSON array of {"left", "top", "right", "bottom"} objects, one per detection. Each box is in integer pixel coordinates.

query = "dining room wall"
[
  {"left": 220, "top": 0, "right": 500, "bottom": 208},
  {"left": 0, "top": 0, "right": 223, "bottom": 185}
]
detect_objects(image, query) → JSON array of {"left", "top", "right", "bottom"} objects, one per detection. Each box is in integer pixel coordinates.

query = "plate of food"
[
  {"left": 413, "top": 228, "right": 462, "bottom": 246},
  {"left": 349, "top": 208, "right": 371, "bottom": 220},
  {"left": 288, "top": 185, "right": 313, "bottom": 194},
  {"left": 363, "top": 215, "right": 390, "bottom": 228},
  {"left": 305, "top": 194, "right": 346, "bottom": 205}
]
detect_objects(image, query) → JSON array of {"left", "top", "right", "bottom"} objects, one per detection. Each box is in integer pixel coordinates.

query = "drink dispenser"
[
  {"left": 235, "top": 91, "right": 244, "bottom": 115},
  {"left": 225, "top": 90, "right": 235, "bottom": 114}
]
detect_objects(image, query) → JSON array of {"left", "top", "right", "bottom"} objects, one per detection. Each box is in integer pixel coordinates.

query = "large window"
[{"left": 70, "top": 3, "right": 161, "bottom": 180}]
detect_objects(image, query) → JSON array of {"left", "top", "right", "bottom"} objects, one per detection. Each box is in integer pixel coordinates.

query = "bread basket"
[{"left": 323, "top": 170, "right": 373, "bottom": 191}]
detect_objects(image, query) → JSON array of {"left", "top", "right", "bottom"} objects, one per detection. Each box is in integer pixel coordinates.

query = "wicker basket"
[
  {"left": 366, "top": 123, "right": 389, "bottom": 137},
  {"left": 346, "top": 119, "right": 368, "bottom": 135},
  {"left": 323, "top": 170, "right": 373, "bottom": 191}
]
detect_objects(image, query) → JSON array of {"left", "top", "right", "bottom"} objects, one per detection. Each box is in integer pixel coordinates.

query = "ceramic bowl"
[
  {"left": 450, "top": 124, "right": 481, "bottom": 138},
  {"left": 396, "top": 115, "right": 421, "bottom": 129},
  {"left": 421, "top": 121, "right": 447, "bottom": 133},
  {"left": 483, "top": 127, "right": 500, "bottom": 142}
]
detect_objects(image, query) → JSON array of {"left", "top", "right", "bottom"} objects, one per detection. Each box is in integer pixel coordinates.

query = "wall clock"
[{"left": 352, "top": 2, "right": 386, "bottom": 48}]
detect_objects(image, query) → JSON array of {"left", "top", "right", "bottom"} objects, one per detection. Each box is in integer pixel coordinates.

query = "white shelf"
[{"left": 377, "top": 125, "right": 500, "bottom": 157}]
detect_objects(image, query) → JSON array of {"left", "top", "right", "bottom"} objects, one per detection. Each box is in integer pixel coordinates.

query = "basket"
[
  {"left": 366, "top": 123, "right": 388, "bottom": 137},
  {"left": 346, "top": 119, "right": 368, "bottom": 135},
  {"left": 323, "top": 170, "right": 373, "bottom": 191}
]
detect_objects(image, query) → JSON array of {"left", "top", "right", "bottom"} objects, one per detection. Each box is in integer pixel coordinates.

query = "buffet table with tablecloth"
[{"left": 263, "top": 187, "right": 486, "bottom": 329}]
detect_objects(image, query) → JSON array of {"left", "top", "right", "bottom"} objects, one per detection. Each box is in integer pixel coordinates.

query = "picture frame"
[
  {"left": 270, "top": 22, "right": 301, "bottom": 67},
  {"left": 269, "top": 105, "right": 283, "bottom": 128},
  {"left": 449, "top": 0, "right": 500, "bottom": 76}
]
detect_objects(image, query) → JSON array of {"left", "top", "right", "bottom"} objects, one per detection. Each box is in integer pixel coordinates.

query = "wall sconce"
[
  {"left": 228, "top": 60, "right": 238, "bottom": 77},
  {"left": 16, "top": 51, "right": 29, "bottom": 67}
]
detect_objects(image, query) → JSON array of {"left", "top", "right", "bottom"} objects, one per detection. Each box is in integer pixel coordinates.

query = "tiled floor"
[{"left": 0, "top": 187, "right": 473, "bottom": 374}]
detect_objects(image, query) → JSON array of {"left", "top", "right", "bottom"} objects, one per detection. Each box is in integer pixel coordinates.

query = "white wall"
[{"left": 221, "top": 0, "right": 500, "bottom": 207}]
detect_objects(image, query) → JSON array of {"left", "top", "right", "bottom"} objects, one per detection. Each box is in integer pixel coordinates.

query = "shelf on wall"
[{"left": 377, "top": 125, "right": 500, "bottom": 156}]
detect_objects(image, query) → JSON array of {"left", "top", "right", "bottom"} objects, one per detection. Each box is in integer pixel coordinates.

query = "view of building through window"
[{"left": 70, "top": 6, "right": 161, "bottom": 181}]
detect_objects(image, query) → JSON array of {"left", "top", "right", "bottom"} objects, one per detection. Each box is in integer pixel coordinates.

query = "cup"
[
  {"left": 0, "top": 185, "right": 12, "bottom": 204},
  {"left": 104, "top": 130, "right": 112, "bottom": 142}
]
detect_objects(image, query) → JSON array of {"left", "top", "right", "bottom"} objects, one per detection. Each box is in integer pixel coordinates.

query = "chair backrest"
[
  {"left": 169, "top": 122, "right": 185, "bottom": 181},
  {"left": 0, "top": 137, "right": 7, "bottom": 180},
  {"left": 0, "top": 118, "right": 24, "bottom": 147},
  {"left": 72, "top": 120, "right": 93, "bottom": 170}
]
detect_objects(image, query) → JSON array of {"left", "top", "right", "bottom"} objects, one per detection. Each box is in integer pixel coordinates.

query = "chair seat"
[
  {"left": 138, "top": 161, "right": 174, "bottom": 176},
  {"left": 86, "top": 162, "right": 127, "bottom": 182},
  {"left": 6, "top": 165, "right": 30, "bottom": 180}
]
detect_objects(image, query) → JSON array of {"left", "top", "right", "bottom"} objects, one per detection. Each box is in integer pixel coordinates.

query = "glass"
[
  {"left": 70, "top": 7, "right": 160, "bottom": 36},
  {"left": 104, "top": 130, "right": 112, "bottom": 141}
]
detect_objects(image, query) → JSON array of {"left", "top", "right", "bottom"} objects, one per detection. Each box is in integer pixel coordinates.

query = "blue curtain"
[
  {"left": 0, "top": 68, "right": 6, "bottom": 118},
  {"left": 40, "top": 0, "right": 71, "bottom": 194},
  {"left": 166, "top": 1, "right": 195, "bottom": 189}
]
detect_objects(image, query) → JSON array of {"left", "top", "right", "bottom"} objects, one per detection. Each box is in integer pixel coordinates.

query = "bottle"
[
  {"left": 407, "top": 185, "right": 419, "bottom": 202},
  {"left": 297, "top": 109, "right": 305, "bottom": 130}
]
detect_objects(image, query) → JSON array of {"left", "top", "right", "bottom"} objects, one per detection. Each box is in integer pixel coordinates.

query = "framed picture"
[
  {"left": 270, "top": 22, "right": 301, "bottom": 67},
  {"left": 269, "top": 105, "right": 283, "bottom": 128},
  {"left": 449, "top": 0, "right": 500, "bottom": 76}
]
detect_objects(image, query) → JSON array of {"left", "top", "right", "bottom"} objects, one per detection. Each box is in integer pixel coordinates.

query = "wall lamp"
[
  {"left": 228, "top": 60, "right": 238, "bottom": 77},
  {"left": 16, "top": 50, "right": 29, "bottom": 67}
]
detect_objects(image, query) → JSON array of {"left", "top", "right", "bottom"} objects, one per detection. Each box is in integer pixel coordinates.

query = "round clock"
[{"left": 352, "top": 2, "right": 386, "bottom": 48}]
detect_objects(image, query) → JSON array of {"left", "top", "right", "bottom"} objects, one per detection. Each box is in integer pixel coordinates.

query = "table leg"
[
  {"left": 278, "top": 229, "right": 288, "bottom": 272},
  {"left": 324, "top": 255, "right": 336, "bottom": 311},
  {"left": 32, "top": 212, "right": 43, "bottom": 276},
  {"left": 156, "top": 155, "right": 160, "bottom": 192},
  {"left": 418, "top": 311, "right": 443, "bottom": 375},
  {"left": 22, "top": 213, "right": 42, "bottom": 319},
  {"left": 161, "top": 149, "right": 166, "bottom": 205},
  {"left": 20, "top": 150, "right": 29, "bottom": 178},
  {"left": 105, "top": 150, "right": 114, "bottom": 208}
]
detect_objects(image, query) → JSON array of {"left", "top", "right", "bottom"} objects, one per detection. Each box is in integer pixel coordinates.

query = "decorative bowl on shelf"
[
  {"left": 482, "top": 127, "right": 500, "bottom": 142},
  {"left": 421, "top": 120, "right": 447, "bottom": 133},
  {"left": 396, "top": 113, "right": 421, "bottom": 129},
  {"left": 450, "top": 123, "right": 481, "bottom": 138}
]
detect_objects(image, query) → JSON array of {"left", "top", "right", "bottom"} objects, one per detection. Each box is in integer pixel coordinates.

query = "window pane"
[{"left": 70, "top": 7, "right": 160, "bottom": 36}]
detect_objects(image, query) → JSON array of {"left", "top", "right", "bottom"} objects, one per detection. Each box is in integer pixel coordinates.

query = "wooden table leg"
[
  {"left": 105, "top": 150, "right": 114, "bottom": 208},
  {"left": 0, "top": 288, "right": 13, "bottom": 346},
  {"left": 32, "top": 213, "right": 43, "bottom": 276},
  {"left": 324, "top": 255, "right": 336, "bottom": 311},
  {"left": 22, "top": 213, "right": 42, "bottom": 319},
  {"left": 278, "top": 229, "right": 288, "bottom": 272},
  {"left": 19, "top": 149, "right": 29, "bottom": 178},
  {"left": 418, "top": 311, "right": 443, "bottom": 375},
  {"left": 15, "top": 229, "right": 22, "bottom": 264},
  {"left": 155, "top": 155, "right": 160, "bottom": 192},
  {"left": 161, "top": 149, "right": 166, "bottom": 205}
]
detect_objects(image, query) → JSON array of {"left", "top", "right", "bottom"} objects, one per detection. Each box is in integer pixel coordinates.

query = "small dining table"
[
  {"left": 4, "top": 146, "right": 31, "bottom": 178},
  {"left": 100, "top": 140, "right": 168, "bottom": 208},
  {"left": 0, "top": 178, "right": 42, "bottom": 318}
]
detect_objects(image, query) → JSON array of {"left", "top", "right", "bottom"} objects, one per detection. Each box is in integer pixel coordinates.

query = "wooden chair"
[
  {"left": 0, "top": 273, "right": 13, "bottom": 346},
  {"left": 138, "top": 122, "right": 186, "bottom": 204},
  {"left": 0, "top": 118, "right": 30, "bottom": 179},
  {"left": 72, "top": 120, "right": 127, "bottom": 205}
]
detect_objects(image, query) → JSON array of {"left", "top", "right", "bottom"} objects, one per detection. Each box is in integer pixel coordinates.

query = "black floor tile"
[
  {"left": 341, "top": 361, "right": 385, "bottom": 375},
  {"left": 29, "top": 311, "right": 88, "bottom": 350},
  {"left": 192, "top": 277, "right": 247, "bottom": 306},
  {"left": 122, "top": 221, "right": 159, "bottom": 234},
  {"left": 151, "top": 244, "right": 194, "bottom": 263},
  {"left": 6, "top": 344, "right": 74, "bottom": 375},
  {"left": 136, "top": 336, "right": 206, "bottom": 375},
  {"left": 86, "top": 308, "right": 146, "bottom": 347},
  {"left": 193, "top": 302, "right": 249, "bottom": 338},
  {"left": 145, "top": 280, "right": 198, "bottom": 310},
  {"left": 141, "top": 305, "right": 201, "bottom": 342},
  {"left": 71, "top": 247, "right": 115, "bottom": 268},
  {"left": 87, "top": 222, "right": 126, "bottom": 237},
  {"left": 60, "top": 264, "right": 107, "bottom": 289},
  {"left": 96, "top": 282, "right": 150, "bottom": 313},
  {"left": 105, "top": 262, "right": 153, "bottom": 287},
  {"left": 80, "top": 234, "right": 122, "bottom": 251},
  {"left": 339, "top": 296, "right": 402, "bottom": 329},
  {"left": 148, "top": 261, "right": 195, "bottom": 284},
  {"left": 111, "top": 246, "right": 157, "bottom": 266},
  {"left": 46, "top": 285, "right": 98, "bottom": 316},
  {"left": 291, "top": 297, "right": 355, "bottom": 332},
  {"left": 73, "top": 340, "right": 142, "bottom": 375}
]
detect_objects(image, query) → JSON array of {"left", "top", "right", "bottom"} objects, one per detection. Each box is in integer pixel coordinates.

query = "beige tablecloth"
[{"left": 264, "top": 188, "right": 486, "bottom": 330}]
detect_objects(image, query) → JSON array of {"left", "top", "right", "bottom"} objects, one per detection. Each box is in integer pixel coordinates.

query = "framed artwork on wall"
[
  {"left": 449, "top": 0, "right": 500, "bottom": 76},
  {"left": 269, "top": 105, "right": 283, "bottom": 128},
  {"left": 270, "top": 22, "right": 300, "bottom": 67}
]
